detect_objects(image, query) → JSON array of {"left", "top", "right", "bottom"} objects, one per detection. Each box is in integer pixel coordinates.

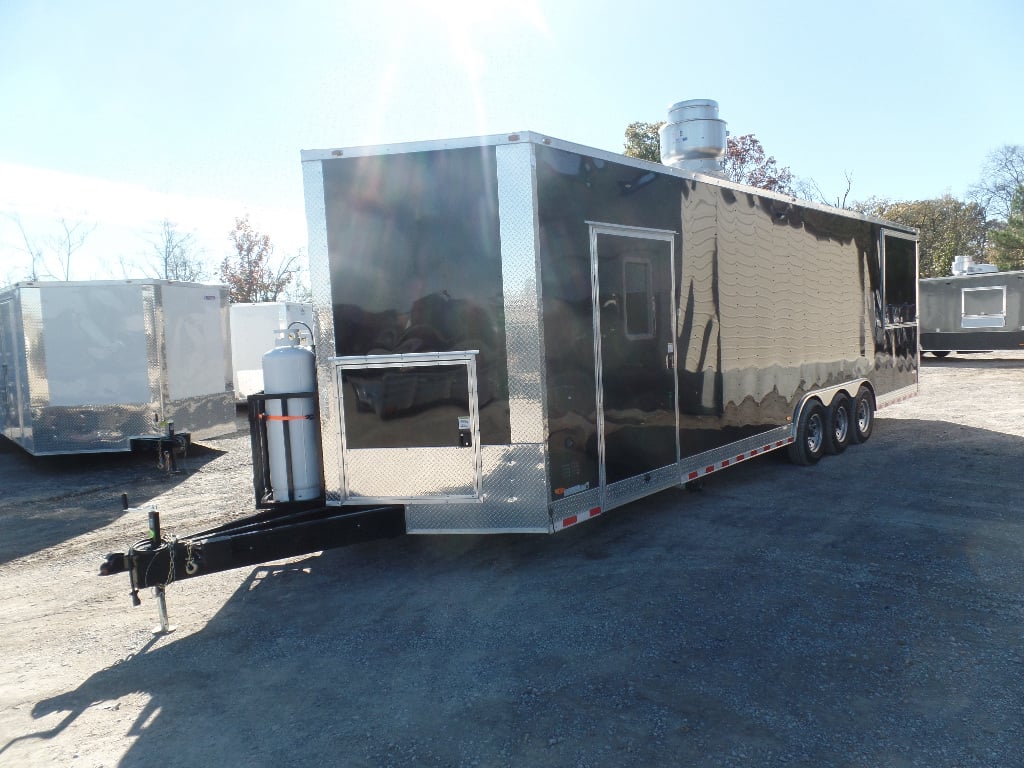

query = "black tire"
[
  {"left": 852, "top": 385, "right": 875, "bottom": 444},
  {"left": 931, "top": 350, "right": 950, "bottom": 358},
  {"left": 788, "top": 399, "right": 827, "bottom": 466},
  {"left": 825, "top": 393, "right": 853, "bottom": 455}
]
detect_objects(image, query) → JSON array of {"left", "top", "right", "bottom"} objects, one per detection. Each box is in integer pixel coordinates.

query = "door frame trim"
[
  {"left": 329, "top": 350, "right": 483, "bottom": 503},
  {"left": 587, "top": 222, "right": 679, "bottom": 505}
]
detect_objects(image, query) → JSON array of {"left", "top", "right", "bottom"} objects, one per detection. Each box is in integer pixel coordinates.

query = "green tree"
[
  {"left": 623, "top": 122, "right": 794, "bottom": 194},
  {"left": 220, "top": 215, "right": 297, "bottom": 303},
  {"left": 855, "top": 196, "right": 988, "bottom": 278},
  {"left": 623, "top": 121, "right": 663, "bottom": 163},
  {"left": 989, "top": 185, "right": 1024, "bottom": 271}
]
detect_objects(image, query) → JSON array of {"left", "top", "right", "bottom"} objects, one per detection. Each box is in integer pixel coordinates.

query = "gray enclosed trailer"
[
  {"left": 0, "top": 279, "right": 235, "bottom": 455},
  {"left": 299, "top": 130, "right": 920, "bottom": 534},
  {"left": 919, "top": 270, "right": 1024, "bottom": 355}
]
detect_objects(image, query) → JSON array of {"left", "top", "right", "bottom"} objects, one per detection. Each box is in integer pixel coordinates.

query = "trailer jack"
[{"left": 100, "top": 494, "right": 406, "bottom": 630}]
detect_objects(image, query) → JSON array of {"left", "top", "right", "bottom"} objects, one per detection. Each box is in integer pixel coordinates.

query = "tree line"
[
  {"left": 5, "top": 131, "right": 1023, "bottom": 287},
  {"left": 1, "top": 212, "right": 310, "bottom": 302},
  {"left": 624, "top": 122, "right": 1024, "bottom": 278}
]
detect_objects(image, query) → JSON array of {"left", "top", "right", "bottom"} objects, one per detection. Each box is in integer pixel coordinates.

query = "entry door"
[
  {"left": 332, "top": 351, "right": 482, "bottom": 502},
  {"left": 590, "top": 224, "right": 679, "bottom": 487}
]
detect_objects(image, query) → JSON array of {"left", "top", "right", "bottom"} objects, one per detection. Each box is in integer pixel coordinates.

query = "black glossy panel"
[
  {"left": 341, "top": 365, "right": 473, "bottom": 449},
  {"left": 535, "top": 146, "right": 683, "bottom": 498},
  {"left": 596, "top": 233, "right": 676, "bottom": 483},
  {"left": 322, "top": 148, "right": 511, "bottom": 445}
]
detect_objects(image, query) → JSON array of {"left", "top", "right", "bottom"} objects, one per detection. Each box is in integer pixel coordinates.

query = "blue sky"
[{"left": 1, "top": 0, "right": 1021, "bottom": 284}]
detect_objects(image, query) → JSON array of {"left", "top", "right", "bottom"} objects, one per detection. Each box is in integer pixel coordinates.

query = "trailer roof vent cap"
[
  {"left": 659, "top": 98, "right": 728, "bottom": 176},
  {"left": 952, "top": 254, "right": 999, "bottom": 275}
]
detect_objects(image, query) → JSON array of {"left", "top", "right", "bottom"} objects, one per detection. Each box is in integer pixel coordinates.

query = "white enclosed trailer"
[
  {"left": 0, "top": 279, "right": 235, "bottom": 455},
  {"left": 229, "top": 301, "right": 313, "bottom": 400}
]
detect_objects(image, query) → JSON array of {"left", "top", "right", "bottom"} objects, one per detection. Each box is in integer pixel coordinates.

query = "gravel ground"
[{"left": 1, "top": 351, "right": 1023, "bottom": 768}]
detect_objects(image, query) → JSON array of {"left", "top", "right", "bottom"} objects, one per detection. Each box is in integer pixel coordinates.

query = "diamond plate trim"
[
  {"left": 405, "top": 444, "right": 551, "bottom": 532},
  {"left": 496, "top": 142, "right": 546, "bottom": 447},
  {"left": 303, "top": 158, "right": 344, "bottom": 504},
  {"left": 344, "top": 447, "right": 479, "bottom": 500},
  {"left": 603, "top": 464, "right": 680, "bottom": 511}
]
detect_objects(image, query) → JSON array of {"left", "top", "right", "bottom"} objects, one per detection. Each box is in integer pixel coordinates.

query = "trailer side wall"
[{"left": 305, "top": 134, "right": 918, "bottom": 532}]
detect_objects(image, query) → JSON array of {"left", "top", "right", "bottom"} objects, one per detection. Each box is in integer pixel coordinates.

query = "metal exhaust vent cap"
[{"left": 659, "top": 98, "right": 728, "bottom": 175}]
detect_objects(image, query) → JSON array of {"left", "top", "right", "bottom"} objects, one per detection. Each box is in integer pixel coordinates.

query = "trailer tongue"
[
  {"left": 99, "top": 498, "right": 404, "bottom": 622},
  {"left": 100, "top": 389, "right": 405, "bottom": 630}
]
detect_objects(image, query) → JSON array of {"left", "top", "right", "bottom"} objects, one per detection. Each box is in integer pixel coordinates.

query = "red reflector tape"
[
  {"left": 688, "top": 471, "right": 699, "bottom": 480},
  {"left": 721, "top": 459, "right": 730, "bottom": 467},
  {"left": 562, "top": 515, "right": 578, "bottom": 528},
  {"left": 588, "top": 507, "right": 601, "bottom": 518}
]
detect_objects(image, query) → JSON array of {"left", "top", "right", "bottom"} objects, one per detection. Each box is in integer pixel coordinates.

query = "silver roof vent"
[{"left": 659, "top": 99, "right": 728, "bottom": 175}]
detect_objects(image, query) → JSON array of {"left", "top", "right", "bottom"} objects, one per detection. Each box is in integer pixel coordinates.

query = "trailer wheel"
[
  {"left": 930, "top": 350, "right": 950, "bottom": 358},
  {"left": 825, "top": 393, "right": 853, "bottom": 455},
  {"left": 852, "top": 385, "right": 875, "bottom": 444},
  {"left": 788, "top": 399, "right": 826, "bottom": 465}
]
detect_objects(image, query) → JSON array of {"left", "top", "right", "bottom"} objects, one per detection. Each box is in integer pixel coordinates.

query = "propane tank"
[{"left": 262, "top": 329, "right": 322, "bottom": 501}]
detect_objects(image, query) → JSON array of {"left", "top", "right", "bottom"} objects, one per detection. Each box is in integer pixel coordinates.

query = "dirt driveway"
[{"left": 2, "top": 352, "right": 1023, "bottom": 767}]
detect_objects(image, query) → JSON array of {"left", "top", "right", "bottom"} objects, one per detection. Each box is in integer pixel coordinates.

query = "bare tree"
[
  {"left": 795, "top": 172, "right": 854, "bottom": 209},
  {"left": 968, "top": 145, "right": 1024, "bottom": 222},
  {"left": 5, "top": 212, "right": 47, "bottom": 280},
  {"left": 48, "top": 218, "right": 96, "bottom": 281},
  {"left": 284, "top": 252, "right": 312, "bottom": 303},
  {"left": 146, "top": 219, "right": 207, "bottom": 282}
]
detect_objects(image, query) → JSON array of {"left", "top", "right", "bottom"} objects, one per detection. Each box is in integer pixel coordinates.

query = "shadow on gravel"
[
  {"left": 0, "top": 439, "right": 226, "bottom": 565},
  {"left": 13, "top": 418, "right": 1024, "bottom": 767}
]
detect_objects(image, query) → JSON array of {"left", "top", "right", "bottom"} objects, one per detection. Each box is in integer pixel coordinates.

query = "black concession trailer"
[
  {"left": 102, "top": 123, "right": 920, "bottom": 624},
  {"left": 919, "top": 269, "right": 1024, "bottom": 356}
]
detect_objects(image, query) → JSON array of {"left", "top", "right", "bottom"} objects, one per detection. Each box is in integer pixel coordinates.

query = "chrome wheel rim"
[
  {"left": 807, "top": 413, "right": 824, "bottom": 454},
  {"left": 856, "top": 400, "right": 872, "bottom": 435},
  {"left": 834, "top": 405, "right": 849, "bottom": 443}
]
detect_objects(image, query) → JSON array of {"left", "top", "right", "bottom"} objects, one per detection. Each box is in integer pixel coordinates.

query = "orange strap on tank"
[{"left": 261, "top": 414, "right": 313, "bottom": 421}]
